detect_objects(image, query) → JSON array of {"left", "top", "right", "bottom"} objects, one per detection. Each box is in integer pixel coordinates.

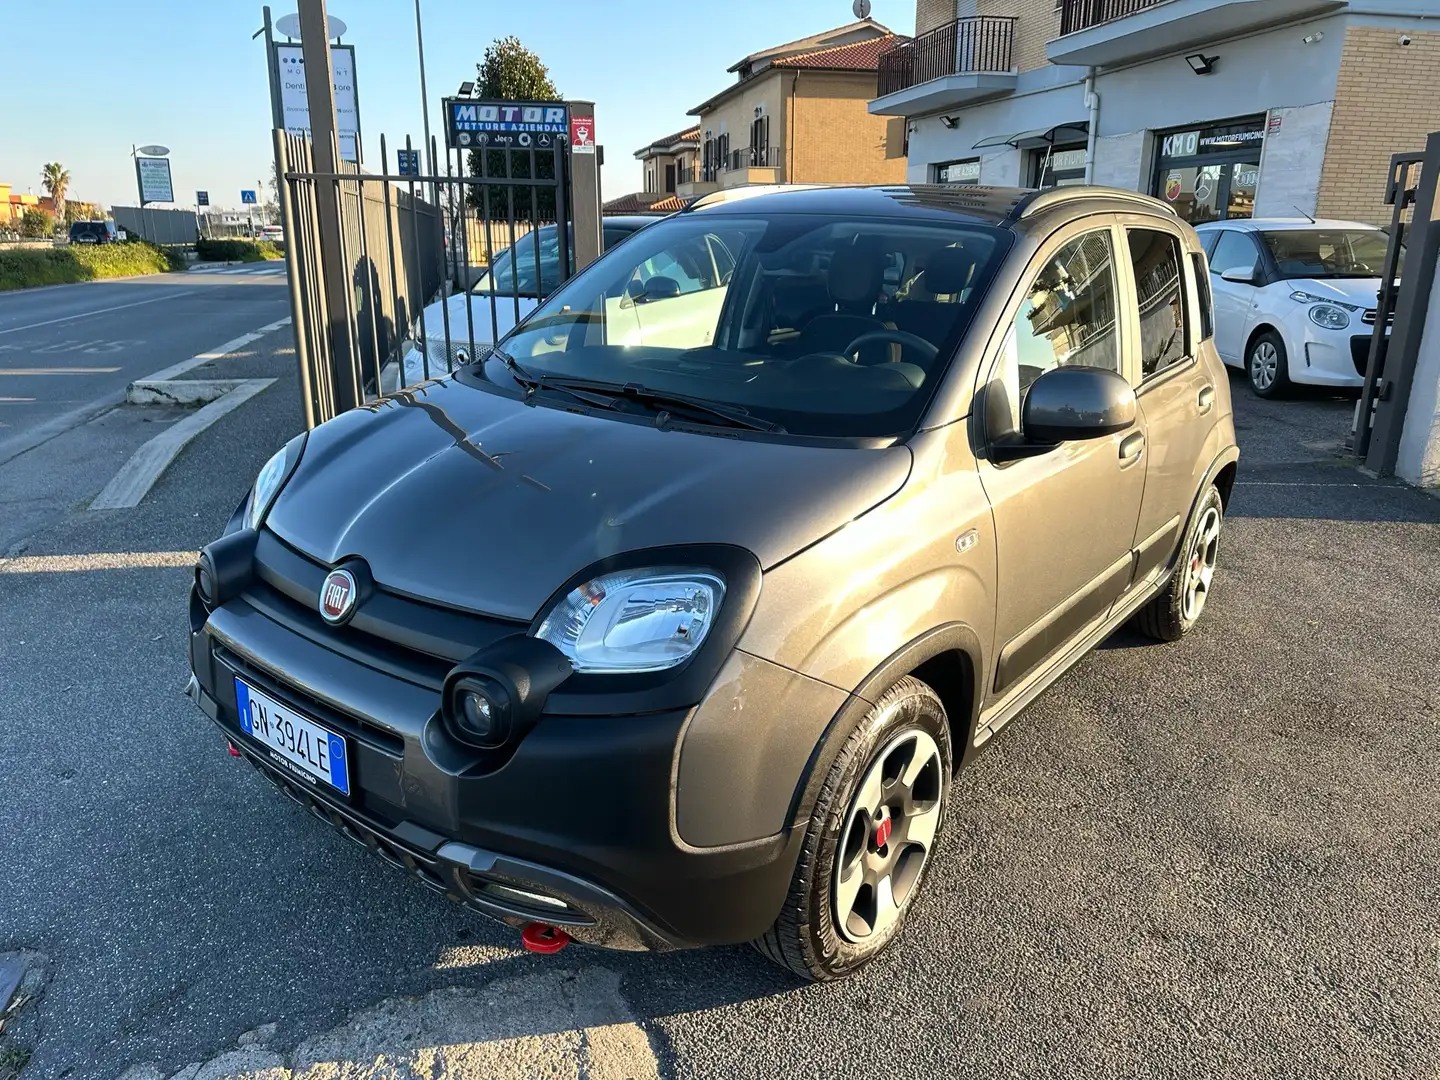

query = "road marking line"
[
  {"left": 136, "top": 316, "right": 292, "bottom": 384},
  {"left": 0, "top": 551, "right": 196, "bottom": 574},
  {"left": 0, "top": 367, "right": 122, "bottom": 375},
  {"left": 91, "top": 379, "right": 276, "bottom": 510},
  {"left": 0, "top": 290, "right": 199, "bottom": 337}
]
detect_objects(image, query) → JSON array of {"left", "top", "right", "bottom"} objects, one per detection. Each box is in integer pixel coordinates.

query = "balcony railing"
[
  {"left": 1059, "top": 0, "right": 1167, "bottom": 36},
  {"left": 876, "top": 15, "right": 1016, "bottom": 98},
  {"left": 678, "top": 164, "right": 696, "bottom": 185},
  {"left": 724, "top": 145, "right": 782, "bottom": 171}
]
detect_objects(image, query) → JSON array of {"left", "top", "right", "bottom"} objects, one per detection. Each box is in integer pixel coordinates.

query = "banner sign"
[
  {"left": 445, "top": 99, "right": 568, "bottom": 149},
  {"left": 275, "top": 43, "right": 361, "bottom": 162},
  {"left": 136, "top": 157, "right": 174, "bottom": 205}
]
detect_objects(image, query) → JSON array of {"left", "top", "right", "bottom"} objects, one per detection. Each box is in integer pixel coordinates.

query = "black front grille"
[
  {"left": 248, "top": 529, "right": 526, "bottom": 690},
  {"left": 1351, "top": 334, "right": 1388, "bottom": 377}
]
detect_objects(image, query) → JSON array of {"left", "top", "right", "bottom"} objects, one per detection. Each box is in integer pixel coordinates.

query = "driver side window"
[{"left": 987, "top": 228, "right": 1120, "bottom": 439}]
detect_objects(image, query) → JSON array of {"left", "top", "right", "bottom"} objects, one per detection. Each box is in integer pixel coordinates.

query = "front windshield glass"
[
  {"left": 491, "top": 212, "right": 1009, "bottom": 438},
  {"left": 473, "top": 225, "right": 567, "bottom": 298},
  {"left": 1259, "top": 229, "right": 1401, "bottom": 279}
]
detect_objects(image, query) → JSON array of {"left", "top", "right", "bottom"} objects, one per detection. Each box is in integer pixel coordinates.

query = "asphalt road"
[
  {"left": 1, "top": 371, "right": 1438, "bottom": 1079},
  {"left": 0, "top": 266, "right": 288, "bottom": 454}
]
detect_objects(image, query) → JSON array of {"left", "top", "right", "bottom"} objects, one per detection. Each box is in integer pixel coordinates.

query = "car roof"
[
  {"left": 1194, "top": 217, "right": 1379, "bottom": 232},
  {"left": 683, "top": 183, "right": 1177, "bottom": 229},
  {"left": 602, "top": 214, "right": 668, "bottom": 230}
]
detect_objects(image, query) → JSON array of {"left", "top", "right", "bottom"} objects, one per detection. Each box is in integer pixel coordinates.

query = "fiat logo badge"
[{"left": 319, "top": 568, "right": 358, "bottom": 624}]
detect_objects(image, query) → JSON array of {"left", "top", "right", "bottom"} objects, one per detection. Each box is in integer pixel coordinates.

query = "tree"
[
  {"left": 20, "top": 208, "right": 55, "bottom": 237},
  {"left": 41, "top": 163, "right": 70, "bottom": 226},
  {"left": 467, "top": 38, "right": 562, "bottom": 222}
]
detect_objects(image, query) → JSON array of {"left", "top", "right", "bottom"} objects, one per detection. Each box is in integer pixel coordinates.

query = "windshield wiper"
[
  {"left": 495, "top": 355, "right": 630, "bottom": 411},
  {"left": 524, "top": 376, "right": 784, "bottom": 432}
]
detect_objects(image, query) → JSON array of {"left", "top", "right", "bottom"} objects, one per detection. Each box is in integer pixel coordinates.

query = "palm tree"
[{"left": 41, "top": 163, "right": 70, "bottom": 227}]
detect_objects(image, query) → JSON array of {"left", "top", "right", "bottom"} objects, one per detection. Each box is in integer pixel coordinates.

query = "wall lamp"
[
  {"left": 1185, "top": 53, "right": 1219, "bottom": 75},
  {"left": 939, "top": 115, "right": 960, "bottom": 129}
]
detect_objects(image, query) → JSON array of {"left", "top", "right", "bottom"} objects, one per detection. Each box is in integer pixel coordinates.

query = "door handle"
[
  {"left": 1197, "top": 384, "right": 1215, "bottom": 413},
  {"left": 1119, "top": 431, "right": 1145, "bottom": 466}
]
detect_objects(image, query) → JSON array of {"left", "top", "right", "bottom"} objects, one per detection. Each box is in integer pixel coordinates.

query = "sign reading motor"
[{"left": 446, "top": 99, "right": 569, "bottom": 148}]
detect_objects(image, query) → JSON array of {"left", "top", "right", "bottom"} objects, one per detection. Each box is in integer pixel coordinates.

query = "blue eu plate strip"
[{"left": 235, "top": 679, "right": 253, "bottom": 736}]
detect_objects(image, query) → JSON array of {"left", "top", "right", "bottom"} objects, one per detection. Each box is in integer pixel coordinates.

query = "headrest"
[
  {"left": 922, "top": 246, "right": 978, "bottom": 295},
  {"left": 827, "top": 247, "right": 882, "bottom": 306}
]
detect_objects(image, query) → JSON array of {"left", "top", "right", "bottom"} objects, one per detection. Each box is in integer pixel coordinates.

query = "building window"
[
  {"left": 665, "top": 164, "right": 676, "bottom": 193},
  {"left": 1031, "top": 145, "right": 1087, "bottom": 189},
  {"left": 1125, "top": 229, "right": 1188, "bottom": 380},
  {"left": 934, "top": 159, "right": 980, "bottom": 185},
  {"left": 1153, "top": 116, "right": 1265, "bottom": 224}
]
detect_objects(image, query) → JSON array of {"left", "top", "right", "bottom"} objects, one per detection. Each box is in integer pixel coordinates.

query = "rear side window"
[
  {"left": 1191, "top": 252, "right": 1214, "bottom": 341},
  {"left": 1125, "top": 229, "right": 1188, "bottom": 379}
]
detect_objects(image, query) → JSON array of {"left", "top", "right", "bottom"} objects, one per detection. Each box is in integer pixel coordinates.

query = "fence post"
[
  {"left": 297, "top": 0, "right": 358, "bottom": 416},
  {"left": 274, "top": 131, "right": 318, "bottom": 430}
]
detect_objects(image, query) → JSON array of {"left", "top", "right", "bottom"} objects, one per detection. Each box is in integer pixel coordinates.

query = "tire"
[
  {"left": 754, "top": 676, "right": 952, "bottom": 981},
  {"left": 1247, "top": 330, "right": 1291, "bottom": 398},
  {"left": 1134, "top": 485, "right": 1224, "bottom": 642}
]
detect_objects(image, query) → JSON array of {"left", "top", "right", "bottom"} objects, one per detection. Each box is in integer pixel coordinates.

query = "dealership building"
[{"left": 871, "top": 1, "right": 1440, "bottom": 225}]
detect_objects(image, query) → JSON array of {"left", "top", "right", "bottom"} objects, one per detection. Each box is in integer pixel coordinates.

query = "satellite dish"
[
  {"left": 137, "top": 145, "right": 170, "bottom": 157},
  {"left": 274, "top": 12, "right": 347, "bottom": 39},
  {"left": 853, "top": 0, "right": 872, "bottom": 19}
]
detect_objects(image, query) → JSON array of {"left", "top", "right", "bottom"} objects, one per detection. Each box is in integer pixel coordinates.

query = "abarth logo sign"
[{"left": 319, "top": 569, "right": 358, "bottom": 624}]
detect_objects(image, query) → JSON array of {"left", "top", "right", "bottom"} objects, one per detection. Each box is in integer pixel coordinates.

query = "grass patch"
[
  {"left": 0, "top": 1042, "right": 31, "bottom": 1080},
  {"left": 0, "top": 242, "right": 183, "bottom": 292},
  {"left": 195, "top": 238, "right": 284, "bottom": 263}
]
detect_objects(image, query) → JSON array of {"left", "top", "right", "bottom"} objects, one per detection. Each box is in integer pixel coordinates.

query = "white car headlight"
[
  {"left": 1308, "top": 303, "right": 1351, "bottom": 330},
  {"left": 534, "top": 568, "right": 725, "bottom": 673},
  {"left": 244, "top": 434, "right": 306, "bottom": 531}
]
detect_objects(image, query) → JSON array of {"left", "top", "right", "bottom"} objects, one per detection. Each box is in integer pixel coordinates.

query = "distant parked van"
[{"left": 69, "top": 220, "right": 118, "bottom": 244}]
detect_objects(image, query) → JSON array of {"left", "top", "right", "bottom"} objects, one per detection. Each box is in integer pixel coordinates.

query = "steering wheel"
[{"left": 843, "top": 329, "right": 938, "bottom": 364}]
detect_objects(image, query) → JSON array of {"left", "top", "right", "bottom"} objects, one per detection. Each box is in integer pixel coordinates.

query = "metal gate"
[
  {"left": 1353, "top": 134, "right": 1440, "bottom": 473},
  {"left": 274, "top": 97, "right": 602, "bottom": 427}
]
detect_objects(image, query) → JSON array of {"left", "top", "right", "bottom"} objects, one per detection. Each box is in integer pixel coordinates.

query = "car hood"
[
  {"left": 1286, "top": 277, "right": 1383, "bottom": 307},
  {"left": 265, "top": 378, "right": 913, "bottom": 620}
]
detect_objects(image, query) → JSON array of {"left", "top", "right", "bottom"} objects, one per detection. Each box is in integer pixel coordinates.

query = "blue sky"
[{"left": 0, "top": 0, "right": 914, "bottom": 213}]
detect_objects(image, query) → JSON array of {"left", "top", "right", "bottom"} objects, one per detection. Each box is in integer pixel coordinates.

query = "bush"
[
  {"left": 196, "top": 238, "right": 284, "bottom": 263},
  {"left": 20, "top": 208, "right": 55, "bottom": 237},
  {"left": 0, "top": 241, "right": 178, "bottom": 291}
]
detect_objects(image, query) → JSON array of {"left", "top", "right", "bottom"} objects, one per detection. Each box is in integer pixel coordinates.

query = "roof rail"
[
  {"left": 1007, "top": 185, "right": 1177, "bottom": 223},
  {"left": 685, "top": 183, "right": 833, "bottom": 212}
]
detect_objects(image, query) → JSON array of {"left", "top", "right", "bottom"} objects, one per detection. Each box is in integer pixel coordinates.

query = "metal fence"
[
  {"left": 1059, "top": 0, "right": 1165, "bottom": 36},
  {"left": 876, "top": 16, "right": 1016, "bottom": 97},
  {"left": 111, "top": 206, "right": 198, "bottom": 245}
]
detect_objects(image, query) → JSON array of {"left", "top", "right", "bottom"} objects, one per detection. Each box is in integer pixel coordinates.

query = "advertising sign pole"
[
  {"left": 298, "top": 0, "right": 358, "bottom": 414},
  {"left": 261, "top": 6, "right": 285, "bottom": 131}
]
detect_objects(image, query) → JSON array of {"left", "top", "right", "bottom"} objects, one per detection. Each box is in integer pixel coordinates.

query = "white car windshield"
[
  {"left": 487, "top": 211, "right": 1010, "bottom": 439},
  {"left": 1259, "top": 229, "right": 1401, "bottom": 279},
  {"left": 472, "top": 225, "right": 567, "bottom": 298}
]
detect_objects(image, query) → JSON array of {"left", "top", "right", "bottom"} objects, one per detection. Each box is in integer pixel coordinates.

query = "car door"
[
  {"left": 1207, "top": 229, "right": 1263, "bottom": 363},
  {"left": 975, "top": 221, "right": 1148, "bottom": 702},
  {"left": 615, "top": 234, "right": 730, "bottom": 349},
  {"left": 1117, "top": 219, "right": 1218, "bottom": 589}
]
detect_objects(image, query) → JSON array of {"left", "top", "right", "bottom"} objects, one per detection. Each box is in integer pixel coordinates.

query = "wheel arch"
[
  {"left": 1244, "top": 322, "right": 1286, "bottom": 365},
  {"left": 784, "top": 623, "right": 984, "bottom": 832}
]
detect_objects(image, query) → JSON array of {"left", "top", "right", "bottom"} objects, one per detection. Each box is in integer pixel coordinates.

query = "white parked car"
[
  {"left": 399, "top": 216, "right": 660, "bottom": 386},
  {"left": 1194, "top": 218, "right": 1402, "bottom": 398}
]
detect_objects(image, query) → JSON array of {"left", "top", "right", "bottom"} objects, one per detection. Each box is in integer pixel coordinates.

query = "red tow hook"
[
  {"left": 227, "top": 742, "right": 242, "bottom": 757},
  {"left": 521, "top": 922, "right": 571, "bottom": 954}
]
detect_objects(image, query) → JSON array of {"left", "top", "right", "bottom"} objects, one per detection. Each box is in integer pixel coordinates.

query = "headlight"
[
  {"left": 1308, "top": 304, "right": 1351, "bottom": 330},
  {"left": 533, "top": 568, "right": 725, "bottom": 673},
  {"left": 244, "top": 434, "right": 306, "bottom": 531}
]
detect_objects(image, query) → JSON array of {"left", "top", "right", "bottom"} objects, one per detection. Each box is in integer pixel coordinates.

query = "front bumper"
[{"left": 187, "top": 561, "right": 806, "bottom": 952}]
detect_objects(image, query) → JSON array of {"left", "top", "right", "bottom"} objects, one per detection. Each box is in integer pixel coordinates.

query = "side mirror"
[
  {"left": 1220, "top": 266, "right": 1257, "bottom": 284},
  {"left": 1022, "top": 366, "right": 1136, "bottom": 445},
  {"left": 639, "top": 275, "right": 681, "bottom": 302}
]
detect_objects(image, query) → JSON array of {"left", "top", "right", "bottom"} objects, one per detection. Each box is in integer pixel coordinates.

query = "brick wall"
[
  {"left": 979, "top": 0, "right": 1059, "bottom": 72},
  {"left": 916, "top": 0, "right": 958, "bottom": 35},
  {"left": 1317, "top": 25, "right": 1440, "bottom": 225},
  {"left": 791, "top": 71, "right": 910, "bottom": 184}
]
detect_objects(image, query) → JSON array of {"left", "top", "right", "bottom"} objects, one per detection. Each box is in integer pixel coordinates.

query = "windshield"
[
  {"left": 490, "top": 211, "right": 1010, "bottom": 438},
  {"left": 1259, "top": 229, "right": 1401, "bottom": 279},
  {"left": 472, "top": 224, "right": 567, "bottom": 298}
]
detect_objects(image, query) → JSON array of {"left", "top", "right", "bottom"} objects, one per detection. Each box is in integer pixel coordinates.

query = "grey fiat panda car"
[{"left": 188, "top": 185, "right": 1238, "bottom": 980}]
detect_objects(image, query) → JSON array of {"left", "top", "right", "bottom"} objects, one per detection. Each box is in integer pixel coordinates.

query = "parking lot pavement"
[{"left": 1, "top": 371, "right": 1437, "bottom": 1079}]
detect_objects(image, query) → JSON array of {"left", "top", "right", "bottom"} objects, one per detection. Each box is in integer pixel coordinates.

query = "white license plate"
[{"left": 235, "top": 678, "right": 351, "bottom": 796}]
